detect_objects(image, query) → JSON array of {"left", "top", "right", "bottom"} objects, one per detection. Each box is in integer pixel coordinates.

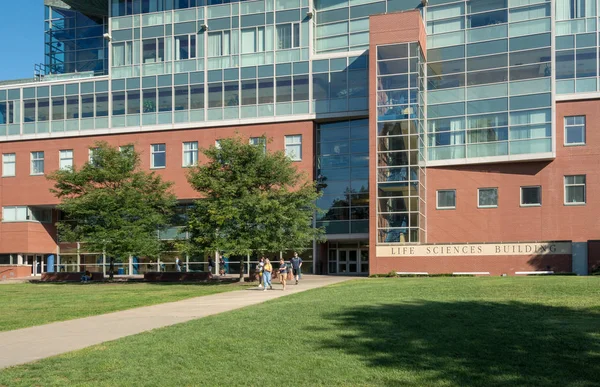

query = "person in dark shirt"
[{"left": 290, "top": 252, "right": 303, "bottom": 285}]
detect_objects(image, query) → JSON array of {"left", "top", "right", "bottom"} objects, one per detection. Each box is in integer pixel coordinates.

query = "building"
[{"left": 0, "top": 0, "right": 599, "bottom": 280}]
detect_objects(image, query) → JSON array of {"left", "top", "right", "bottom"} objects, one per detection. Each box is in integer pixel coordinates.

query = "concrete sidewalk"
[{"left": 0, "top": 275, "right": 351, "bottom": 370}]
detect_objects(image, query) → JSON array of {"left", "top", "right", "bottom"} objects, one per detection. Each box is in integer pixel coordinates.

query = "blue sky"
[{"left": 0, "top": 0, "right": 44, "bottom": 81}]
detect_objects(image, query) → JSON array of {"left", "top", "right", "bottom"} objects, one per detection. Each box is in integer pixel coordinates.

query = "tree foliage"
[
  {"left": 186, "top": 136, "right": 324, "bottom": 258},
  {"left": 47, "top": 142, "right": 177, "bottom": 259}
]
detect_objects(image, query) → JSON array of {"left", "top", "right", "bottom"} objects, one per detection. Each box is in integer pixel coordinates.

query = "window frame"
[
  {"left": 477, "top": 187, "right": 498, "bottom": 208},
  {"left": 564, "top": 175, "right": 586, "bottom": 205},
  {"left": 249, "top": 137, "right": 267, "bottom": 154},
  {"left": 564, "top": 115, "right": 586, "bottom": 146},
  {"left": 241, "top": 26, "right": 266, "bottom": 54},
  {"left": 59, "top": 149, "right": 74, "bottom": 171},
  {"left": 2, "top": 153, "right": 16, "bottom": 177},
  {"left": 276, "top": 22, "right": 301, "bottom": 50},
  {"left": 142, "top": 37, "right": 165, "bottom": 64},
  {"left": 151, "top": 143, "right": 167, "bottom": 169},
  {"left": 174, "top": 34, "right": 197, "bottom": 60},
  {"left": 30, "top": 151, "right": 45, "bottom": 176},
  {"left": 207, "top": 30, "right": 231, "bottom": 58},
  {"left": 284, "top": 134, "right": 302, "bottom": 161},
  {"left": 436, "top": 189, "right": 456, "bottom": 210},
  {"left": 520, "top": 186, "right": 542, "bottom": 207},
  {"left": 182, "top": 141, "right": 198, "bottom": 167}
]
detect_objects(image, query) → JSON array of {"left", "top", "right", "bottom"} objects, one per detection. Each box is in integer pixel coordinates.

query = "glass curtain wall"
[
  {"left": 426, "top": 0, "right": 553, "bottom": 161},
  {"left": 376, "top": 42, "right": 426, "bottom": 244},
  {"left": 45, "top": 6, "right": 108, "bottom": 76},
  {"left": 316, "top": 119, "right": 369, "bottom": 235}
]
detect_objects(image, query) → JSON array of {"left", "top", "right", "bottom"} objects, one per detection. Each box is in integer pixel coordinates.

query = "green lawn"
[
  {"left": 1, "top": 277, "right": 599, "bottom": 387},
  {"left": 0, "top": 282, "right": 247, "bottom": 332}
]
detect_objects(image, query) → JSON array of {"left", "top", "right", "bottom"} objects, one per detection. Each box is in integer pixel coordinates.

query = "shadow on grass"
[
  {"left": 317, "top": 301, "right": 600, "bottom": 386},
  {"left": 26, "top": 281, "right": 248, "bottom": 287}
]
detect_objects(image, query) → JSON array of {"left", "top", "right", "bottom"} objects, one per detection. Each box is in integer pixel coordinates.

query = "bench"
[
  {"left": 41, "top": 272, "right": 104, "bottom": 282},
  {"left": 144, "top": 271, "right": 213, "bottom": 282},
  {"left": 515, "top": 271, "right": 554, "bottom": 275}
]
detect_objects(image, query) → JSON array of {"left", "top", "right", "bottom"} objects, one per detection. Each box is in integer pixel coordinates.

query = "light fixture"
[
  {"left": 200, "top": 24, "right": 208, "bottom": 31},
  {"left": 306, "top": 11, "right": 313, "bottom": 19},
  {"left": 103, "top": 33, "right": 112, "bottom": 41}
]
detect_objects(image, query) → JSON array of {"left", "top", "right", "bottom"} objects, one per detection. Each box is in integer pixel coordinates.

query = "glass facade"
[
  {"left": 376, "top": 43, "right": 426, "bottom": 243},
  {"left": 44, "top": 6, "right": 109, "bottom": 76},
  {"left": 316, "top": 119, "right": 369, "bottom": 235}
]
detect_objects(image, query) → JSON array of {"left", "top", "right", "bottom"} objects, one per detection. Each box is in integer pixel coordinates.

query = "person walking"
[
  {"left": 262, "top": 258, "right": 273, "bottom": 291},
  {"left": 278, "top": 258, "right": 289, "bottom": 290},
  {"left": 207, "top": 256, "right": 214, "bottom": 274},
  {"left": 219, "top": 255, "right": 226, "bottom": 276},
  {"left": 256, "top": 256, "right": 265, "bottom": 288},
  {"left": 175, "top": 256, "right": 182, "bottom": 272},
  {"left": 290, "top": 252, "right": 303, "bottom": 285}
]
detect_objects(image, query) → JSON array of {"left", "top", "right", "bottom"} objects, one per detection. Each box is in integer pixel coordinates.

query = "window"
[
  {"left": 151, "top": 143, "right": 166, "bottom": 168},
  {"left": 112, "top": 41, "right": 133, "bottom": 66},
  {"left": 285, "top": 135, "right": 302, "bottom": 161},
  {"left": 183, "top": 141, "right": 198, "bottom": 167},
  {"left": 215, "top": 140, "right": 222, "bottom": 149},
  {"left": 556, "top": 0, "right": 587, "bottom": 20},
  {"left": 30, "top": 152, "right": 44, "bottom": 175},
  {"left": 59, "top": 150, "right": 73, "bottom": 170},
  {"left": 564, "top": 115, "right": 585, "bottom": 145},
  {"left": 208, "top": 31, "right": 231, "bottom": 57},
  {"left": 175, "top": 34, "right": 196, "bottom": 60},
  {"left": 276, "top": 23, "right": 300, "bottom": 50},
  {"left": 0, "top": 101, "right": 16, "bottom": 124},
  {"left": 521, "top": 186, "right": 541, "bottom": 206},
  {"left": 2, "top": 206, "right": 51, "bottom": 223},
  {"left": 2, "top": 153, "right": 15, "bottom": 177},
  {"left": 241, "top": 27, "right": 265, "bottom": 54},
  {"left": 478, "top": 188, "right": 498, "bottom": 208},
  {"left": 89, "top": 148, "right": 99, "bottom": 165},
  {"left": 565, "top": 175, "right": 586, "bottom": 204},
  {"left": 119, "top": 145, "right": 134, "bottom": 153},
  {"left": 142, "top": 38, "right": 165, "bottom": 63},
  {"left": 250, "top": 137, "right": 267, "bottom": 153},
  {"left": 437, "top": 190, "right": 456, "bottom": 209}
]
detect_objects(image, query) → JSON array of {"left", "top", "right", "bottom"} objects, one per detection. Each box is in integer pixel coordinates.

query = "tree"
[
  {"left": 48, "top": 142, "right": 177, "bottom": 279},
  {"left": 186, "top": 136, "right": 324, "bottom": 282}
]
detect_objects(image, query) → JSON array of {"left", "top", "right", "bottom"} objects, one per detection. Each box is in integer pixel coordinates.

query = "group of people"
[{"left": 256, "top": 252, "right": 303, "bottom": 291}]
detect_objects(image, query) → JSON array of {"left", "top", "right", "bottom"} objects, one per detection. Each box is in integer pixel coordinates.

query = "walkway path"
[{"left": 0, "top": 275, "right": 352, "bottom": 370}]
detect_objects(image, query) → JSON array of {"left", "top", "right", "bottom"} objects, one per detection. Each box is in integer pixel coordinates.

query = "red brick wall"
[
  {"left": 427, "top": 99, "right": 600, "bottom": 244},
  {"left": 0, "top": 265, "right": 32, "bottom": 280},
  {"left": 0, "top": 121, "right": 314, "bottom": 206},
  {"left": 0, "top": 121, "right": 314, "bottom": 254},
  {"left": 375, "top": 254, "right": 572, "bottom": 276}
]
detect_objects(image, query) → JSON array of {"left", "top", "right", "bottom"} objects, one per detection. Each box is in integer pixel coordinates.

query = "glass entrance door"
[{"left": 337, "top": 250, "right": 361, "bottom": 274}]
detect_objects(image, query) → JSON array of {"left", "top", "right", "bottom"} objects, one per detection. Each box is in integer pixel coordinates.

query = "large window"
[
  {"left": 521, "top": 186, "right": 541, "bottom": 206},
  {"left": 2, "top": 153, "right": 15, "bottom": 177},
  {"left": 276, "top": 23, "right": 300, "bottom": 50},
  {"left": 59, "top": 150, "right": 73, "bottom": 170},
  {"left": 175, "top": 34, "right": 196, "bottom": 60},
  {"left": 565, "top": 175, "right": 586, "bottom": 204},
  {"left": 478, "top": 188, "right": 498, "bottom": 208},
  {"left": 30, "top": 151, "right": 44, "bottom": 175},
  {"left": 285, "top": 135, "right": 302, "bottom": 161},
  {"left": 151, "top": 143, "right": 166, "bottom": 168},
  {"left": 208, "top": 31, "right": 230, "bottom": 57},
  {"left": 241, "top": 27, "right": 265, "bottom": 54},
  {"left": 2, "top": 206, "right": 51, "bottom": 223},
  {"left": 250, "top": 137, "right": 267, "bottom": 153},
  {"left": 142, "top": 38, "right": 165, "bottom": 63},
  {"left": 437, "top": 190, "right": 456, "bottom": 209},
  {"left": 556, "top": 0, "right": 590, "bottom": 20},
  {"left": 112, "top": 41, "right": 133, "bottom": 66},
  {"left": 182, "top": 141, "right": 198, "bottom": 167},
  {"left": 564, "top": 115, "right": 585, "bottom": 145}
]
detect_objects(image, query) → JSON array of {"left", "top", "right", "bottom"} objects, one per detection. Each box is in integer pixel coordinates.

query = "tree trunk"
[{"left": 239, "top": 256, "right": 246, "bottom": 283}]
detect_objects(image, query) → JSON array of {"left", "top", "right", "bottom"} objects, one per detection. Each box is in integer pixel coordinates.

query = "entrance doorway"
[
  {"left": 328, "top": 248, "right": 369, "bottom": 275},
  {"left": 24, "top": 255, "right": 45, "bottom": 275}
]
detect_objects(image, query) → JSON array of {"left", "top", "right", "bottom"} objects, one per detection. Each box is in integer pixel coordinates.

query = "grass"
[
  {"left": 1, "top": 277, "right": 599, "bottom": 387},
  {"left": 0, "top": 281, "right": 248, "bottom": 332}
]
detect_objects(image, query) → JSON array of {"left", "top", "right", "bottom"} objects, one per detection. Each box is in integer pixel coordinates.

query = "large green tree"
[
  {"left": 186, "top": 136, "right": 323, "bottom": 281},
  {"left": 48, "top": 142, "right": 177, "bottom": 277}
]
